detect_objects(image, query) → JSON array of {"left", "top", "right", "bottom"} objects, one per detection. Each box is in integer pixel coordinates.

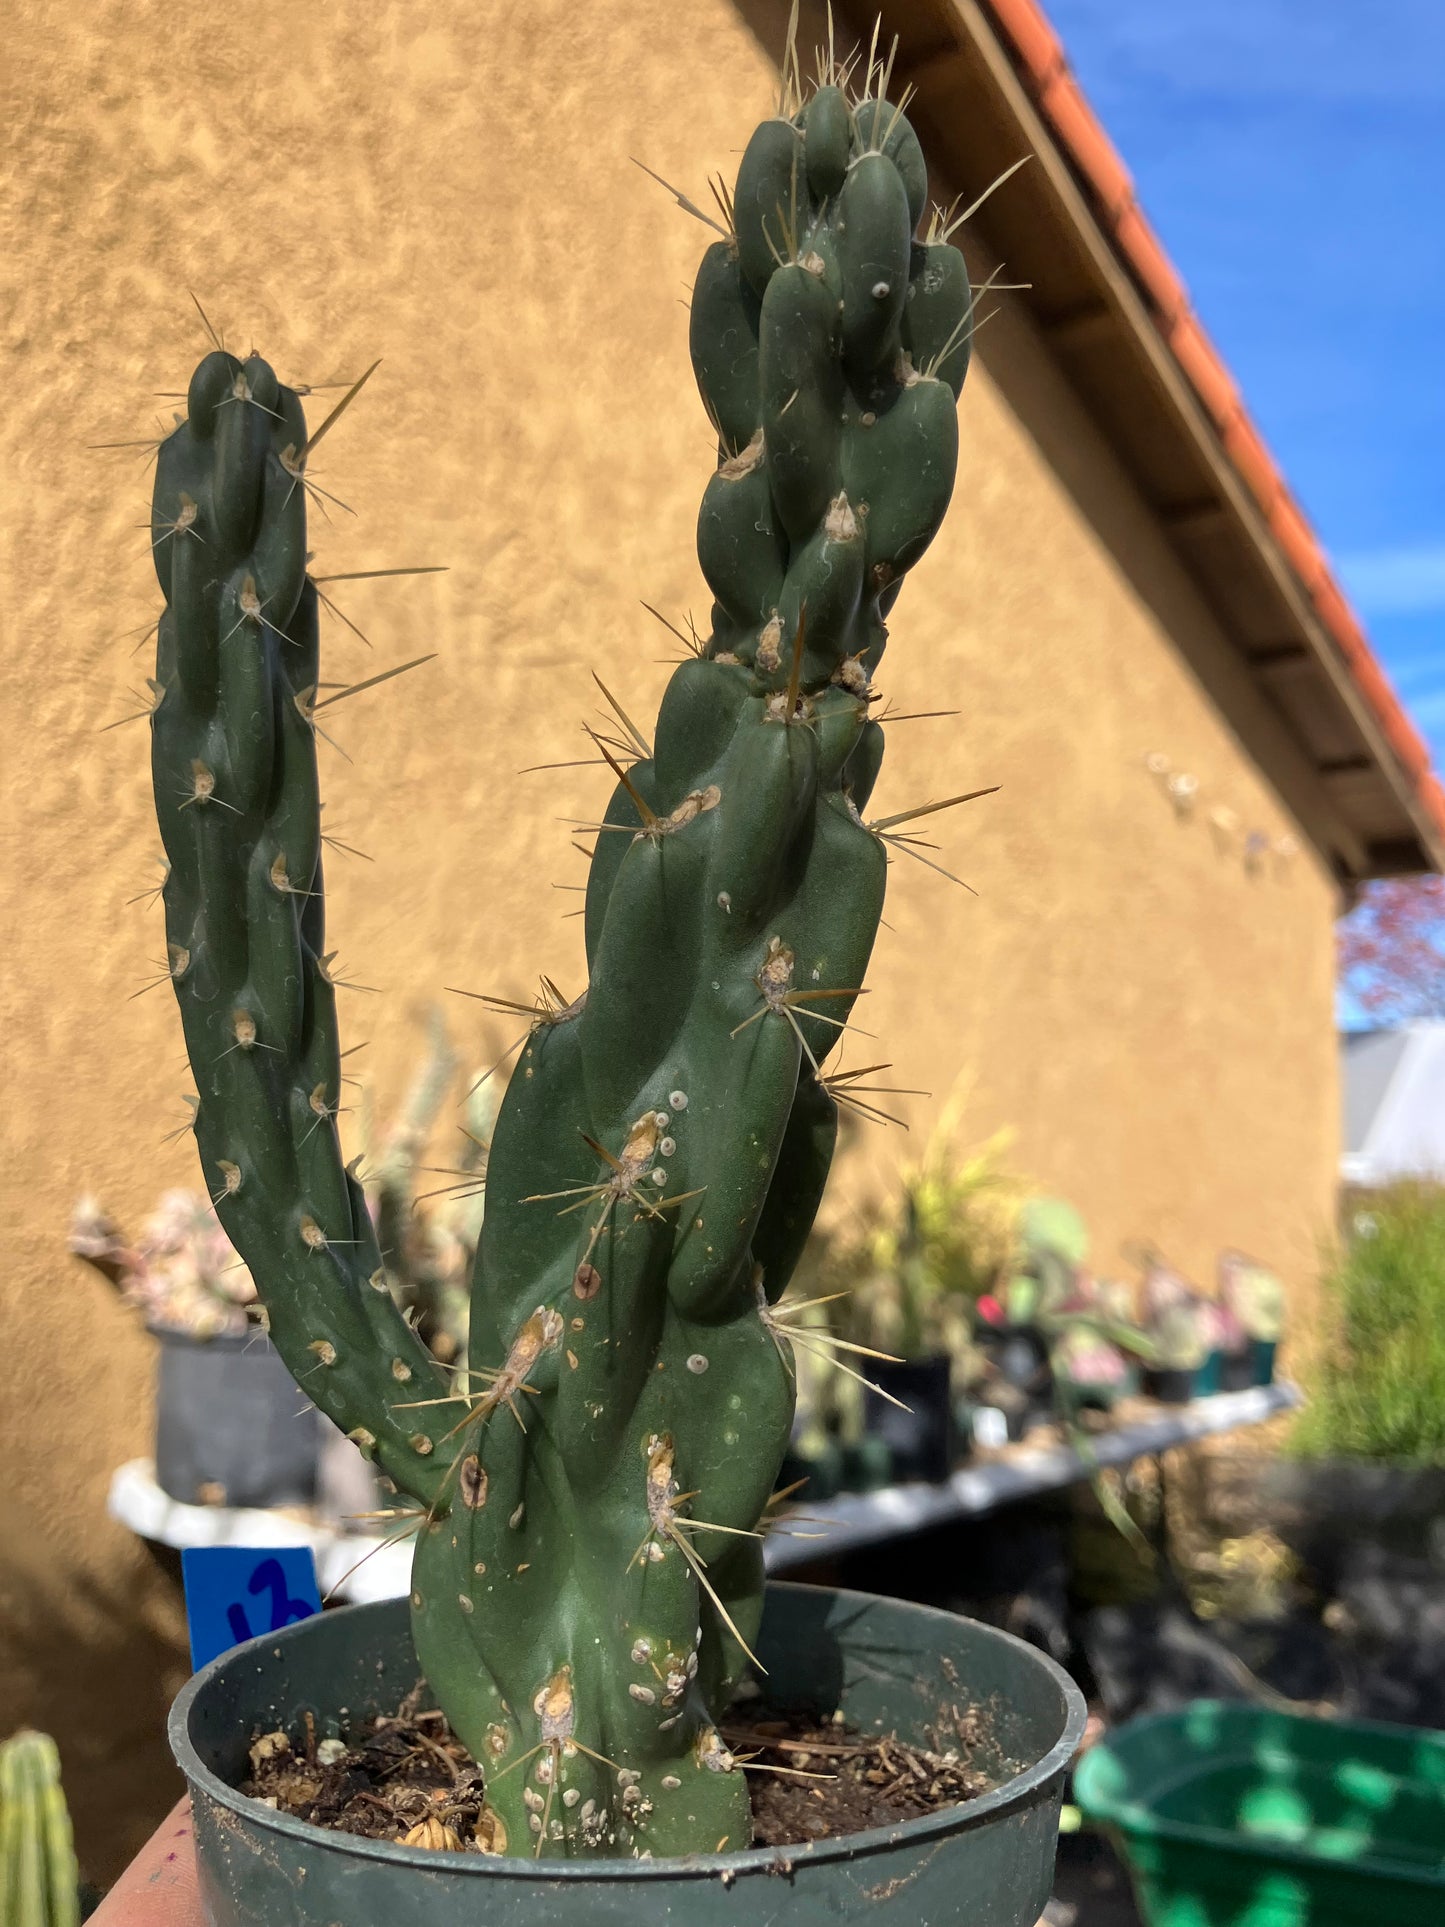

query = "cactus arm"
[{"left": 149, "top": 353, "right": 452, "bottom": 1506}]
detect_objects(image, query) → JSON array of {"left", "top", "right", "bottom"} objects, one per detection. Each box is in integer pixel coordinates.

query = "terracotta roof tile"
[
  {"left": 1356, "top": 662, "right": 1430, "bottom": 781},
  {"left": 986, "top": 0, "right": 1066, "bottom": 87},
  {"left": 1166, "top": 312, "right": 1241, "bottom": 429},
  {"left": 981, "top": 0, "right": 1441, "bottom": 850},
  {"left": 1313, "top": 579, "right": 1369, "bottom": 667},
  {"left": 1270, "top": 491, "right": 1329, "bottom": 597},
  {"left": 1219, "top": 412, "right": 1285, "bottom": 514},
  {"left": 1113, "top": 200, "right": 1188, "bottom": 325},
  {"left": 1037, "top": 71, "right": 1134, "bottom": 217}
]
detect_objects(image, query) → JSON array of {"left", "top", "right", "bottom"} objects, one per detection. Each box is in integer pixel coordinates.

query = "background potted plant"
[
  {"left": 975, "top": 1198, "right": 1151, "bottom": 1430},
  {"left": 1142, "top": 1303, "right": 1208, "bottom": 1405},
  {"left": 1138, "top": 1254, "right": 1209, "bottom": 1404},
  {"left": 133, "top": 31, "right": 1084, "bottom": 1923},
  {"left": 979, "top": 1195, "right": 1085, "bottom": 1430},
  {"left": 1218, "top": 1249, "right": 1284, "bottom": 1387},
  {"left": 1190, "top": 1295, "right": 1233, "bottom": 1396},
  {"left": 69, "top": 1189, "right": 319, "bottom": 1509},
  {"left": 817, "top": 1110, "right": 1024, "bottom": 1479},
  {"left": 1043, "top": 1276, "right": 1146, "bottom": 1418}
]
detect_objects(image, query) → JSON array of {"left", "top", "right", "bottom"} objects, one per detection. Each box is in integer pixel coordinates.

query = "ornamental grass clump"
[
  {"left": 1293, "top": 1181, "right": 1445, "bottom": 1467},
  {"left": 142, "top": 36, "right": 985, "bottom": 1861}
]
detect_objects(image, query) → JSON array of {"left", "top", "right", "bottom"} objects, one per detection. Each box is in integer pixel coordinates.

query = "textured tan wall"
[{"left": 2, "top": 0, "right": 1337, "bottom": 1881}]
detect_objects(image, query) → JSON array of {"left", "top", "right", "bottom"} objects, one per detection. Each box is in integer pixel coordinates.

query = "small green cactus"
[
  {"left": 144, "top": 36, "right": 976, "bottom": 1861},
  {"left": 0, "top": 1732, "right": 80, "bottom": 1927}
]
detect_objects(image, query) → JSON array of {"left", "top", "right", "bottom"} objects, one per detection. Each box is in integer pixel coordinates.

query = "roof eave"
[{"left": 827, "top": 0, "right": 1444, "bottom": 881}]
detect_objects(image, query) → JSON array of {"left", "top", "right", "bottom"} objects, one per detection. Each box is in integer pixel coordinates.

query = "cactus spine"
[
  {"left": 0, "top": 1733, "right": 80, "bottom": 1927},
  {"left": 146, "top": 47, "right": 974, "bottom": 1861}
]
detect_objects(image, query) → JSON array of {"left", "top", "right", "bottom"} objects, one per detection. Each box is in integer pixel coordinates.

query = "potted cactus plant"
[
  {"left": 1140, "top": 1257, "right": 1209, "bottom": 1405},
  {"left": 1219, "top": 1250, "right": 1284, "bottom": 1386},
  {"left": 849, "top": 1116, "right": 1024, "bottom": 1474},
  {"left": 1140, "top": 1301, "right": 1206, "bottom": 1404},
  {"left": 979, "top": 1195, "right": 1088, "bottom": 1424},
  {"left": 136, "top": 34, "right": 1084, "bottom": 1924},
  {"left": 974, "top": 1197, "right": 1152, "bottom": 1425},
  {"left": 1048, "top": 1316, "right": 1133, "bottom": 1416}
]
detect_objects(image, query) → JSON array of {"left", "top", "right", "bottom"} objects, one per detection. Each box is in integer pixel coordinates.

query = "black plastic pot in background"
[
  {"left": 986, "top": 1326, "right": 1053, "bottom": 1403},
  {"left": 1218, "top": 1349, "right": 1255, "bottom": 1393},
  {"left": 864, "top": 1353, "right": 955, "bottom": 1482},
  {"left": 1141, "top": 1366, "right": 1197, "bottom": 1406},
  {"left": 154, "top": 1327, "right": 320, "bottom": 1508},
  {"left": 171, "top": 1585, "right": 1087, "bottom": 1927}
]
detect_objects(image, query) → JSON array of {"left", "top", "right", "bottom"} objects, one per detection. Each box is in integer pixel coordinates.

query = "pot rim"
[{"left": 169, "top": 1582, "right": 1087, "bottom": 1883}]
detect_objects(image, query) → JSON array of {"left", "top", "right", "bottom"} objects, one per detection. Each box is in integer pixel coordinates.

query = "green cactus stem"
[
  {"left": 146, "top": 48, "right": 976, "bottom": 1862},
  {"left": 0, "top": 1732, "right": 80, "bottom": 1927}
]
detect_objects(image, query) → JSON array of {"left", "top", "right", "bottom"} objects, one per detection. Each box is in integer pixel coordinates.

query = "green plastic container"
[{"left": 1075, "top": 1699, "right": 1445, "bottom": 1926}]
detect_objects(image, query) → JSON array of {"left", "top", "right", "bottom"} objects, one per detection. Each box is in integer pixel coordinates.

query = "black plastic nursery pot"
[
  {"left": 1216, "top": 1348, "right": 1255, "bottom": 1394},
  {"left": 984, "top": 1326, "right": 1054, "bottom": 1403},
  {"left": 154, "top": 1326, "right": 320, "bottom": 1508},
  {"left": 1141, "top": 1366, "right": 1197, "bottom": 1406},
  {"left": 171, "top": 1583, "right": 1087, "bottom": 1927},
  {"left": 864, "top": 1353, "right": 956, "bottom": 1482}
]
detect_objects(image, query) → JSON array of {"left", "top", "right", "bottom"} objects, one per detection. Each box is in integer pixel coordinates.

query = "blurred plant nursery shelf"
[{"left": 109, "top": 1381, "right": 1299, "bottom": 1598}]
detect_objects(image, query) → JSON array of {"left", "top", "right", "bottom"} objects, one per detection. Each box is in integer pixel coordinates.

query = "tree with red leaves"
[{"left": 1338, "top": 875, "right": 1445, "bottom": 1023}]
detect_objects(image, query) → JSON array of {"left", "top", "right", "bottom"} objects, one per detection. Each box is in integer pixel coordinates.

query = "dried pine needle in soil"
[{"left": 243, "top": 1685, "right": 998, "bottom": 1852}]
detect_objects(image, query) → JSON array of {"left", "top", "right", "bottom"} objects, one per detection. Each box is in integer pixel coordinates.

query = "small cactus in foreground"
[
  {"left": 0, "top": 1732, "right": 80, "bottom": 1927},
  {"left": 144, "top": 40, "right": 977, "bottom": 1860}
]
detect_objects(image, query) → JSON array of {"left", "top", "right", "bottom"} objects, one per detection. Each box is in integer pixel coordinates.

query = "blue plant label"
[{"left": 182, "top": 1546, "right": 321, "bottom": 1673}]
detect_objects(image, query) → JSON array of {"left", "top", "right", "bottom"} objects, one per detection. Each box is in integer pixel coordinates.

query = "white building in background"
[{"left": 1341, "top": 1027, "right": 1445, "bottom": 1186}]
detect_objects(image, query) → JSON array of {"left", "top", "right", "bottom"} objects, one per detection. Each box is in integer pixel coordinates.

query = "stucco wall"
[{"left": 2, "top": 0, "right": 1338, "bottom": 1880}]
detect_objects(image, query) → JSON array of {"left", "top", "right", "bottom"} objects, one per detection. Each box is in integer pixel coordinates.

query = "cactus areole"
[{"left": 148, "top": 72, "right": 975, "bottom": 1862}]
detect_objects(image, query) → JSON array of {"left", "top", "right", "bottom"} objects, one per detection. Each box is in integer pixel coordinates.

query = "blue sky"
[{"left": 1046, "top": 0, "right": 1445, "bottom": 766}]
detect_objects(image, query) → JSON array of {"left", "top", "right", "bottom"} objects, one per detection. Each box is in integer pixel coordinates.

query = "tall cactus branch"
[
  {"left": 150, "top": 350, "right": 454, "bottom": 1500},
  {"left": 146, "top": 50, "right": 976, "bottom": 1863}
]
